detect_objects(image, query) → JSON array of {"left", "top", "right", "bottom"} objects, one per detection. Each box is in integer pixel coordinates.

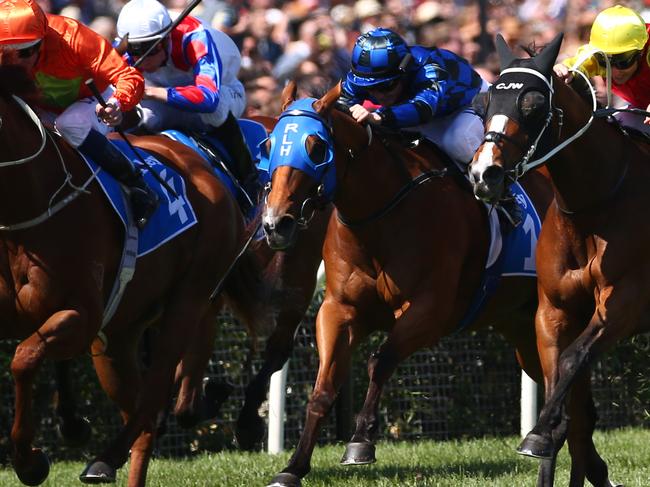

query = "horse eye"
[
  {"left": 306, "top": 136, "right": 327, "bottom": 165},
  {"left": 519, "top": 91, "right": 546, "bottom": 119}
]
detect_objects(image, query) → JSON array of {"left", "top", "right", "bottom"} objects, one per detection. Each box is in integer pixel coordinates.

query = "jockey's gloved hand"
[{"left": 96, "top": 98, "right": 123, "bottom": 127}]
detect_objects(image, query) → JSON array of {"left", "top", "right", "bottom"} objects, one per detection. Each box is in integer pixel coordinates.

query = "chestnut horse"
[
  {"left": 0, "top": 66, "right": 245, "bottom": 486},
  {"left": 468, "top": 33, "right": 647, "bottom": 486},
  {"left": 46, "top": 115, "right": 332, "bottom": 453},
  {"left": 261, "top": 82, "right": 554, "bottom": 487}
]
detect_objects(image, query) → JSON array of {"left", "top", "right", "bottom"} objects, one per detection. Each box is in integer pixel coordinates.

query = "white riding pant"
[
  {"left": 406, "top": 80, "right": 490, "bottom": 165},
  {"left": 47, "top": 87, "right": 115, "bottom": 147},
  {"left": 138, "top": 81, "right": 246, "bottom": 132}
]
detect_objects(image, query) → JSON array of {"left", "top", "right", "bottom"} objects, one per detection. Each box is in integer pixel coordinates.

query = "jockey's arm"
[{"left": 166, "top": 30, "right": 221, "bottom": 113}]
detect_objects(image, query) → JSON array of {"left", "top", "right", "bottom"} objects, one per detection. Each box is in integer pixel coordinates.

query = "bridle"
[
  {"left": 483, "top": 67, "right": 596, "bottom": 182},
  {"left": 0, "top": 95, "right": 99, "bottom": 231}
]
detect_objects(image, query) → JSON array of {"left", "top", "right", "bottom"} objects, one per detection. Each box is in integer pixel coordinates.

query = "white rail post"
[
  {"left": 268, "top": 361, "right": 289, "bottom": 454},
  {"left": 520, "top": 370, "right": 538, "bottom": 438}
]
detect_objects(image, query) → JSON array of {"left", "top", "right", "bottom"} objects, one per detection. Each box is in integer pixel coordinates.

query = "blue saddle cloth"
[
  {"left": 162, "top": 118, "right": 268, "bottom": 238},
  {"left": 456, "top": 181, "right": 541, "bottom": 332},
  {"left": 82, "top": 139, "right": 198, "bottom": 257}
]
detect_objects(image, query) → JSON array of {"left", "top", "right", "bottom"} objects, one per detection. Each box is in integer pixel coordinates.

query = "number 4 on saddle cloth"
[
  {"left": 82, "top": 139, "right": 198, "bottom": 257},
  {"left": 456, "top": 182, "right": 542, "bottom": 333}
]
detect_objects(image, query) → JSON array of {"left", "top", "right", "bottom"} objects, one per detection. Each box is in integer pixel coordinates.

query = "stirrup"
[{"left": 129, "top": 186, "right": 159, "bottom": 230}]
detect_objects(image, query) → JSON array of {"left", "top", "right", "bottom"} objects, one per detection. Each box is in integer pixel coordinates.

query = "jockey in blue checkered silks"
[{"left": 340, "top": 28, "right": 490, "bottom": 168}]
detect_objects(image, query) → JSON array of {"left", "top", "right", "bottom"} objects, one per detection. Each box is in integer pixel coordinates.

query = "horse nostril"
[
  {"left": 276, "top": 215, "right": 297, "bottom": 236},
  {"left": 482, "top": 165, "right": 504, "bottom": 186}
]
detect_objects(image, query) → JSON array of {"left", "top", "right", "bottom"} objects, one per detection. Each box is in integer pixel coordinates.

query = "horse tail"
[{"left": 220, "top": 218, "right": 274, "bottom": 341}]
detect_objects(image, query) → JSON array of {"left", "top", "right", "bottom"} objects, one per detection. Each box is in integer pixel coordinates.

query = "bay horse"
[
  {"left": 468, "top": 33, "right": 648, "bottom": 486},
  {"left": 0, "top": 65, "right": 245, "bottom": 486},
  {"left": 261, "top": 81, "right": 554, "bottom": 487}
]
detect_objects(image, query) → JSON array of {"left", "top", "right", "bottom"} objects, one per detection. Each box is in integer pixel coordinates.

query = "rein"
[
  {"left": 0, "top": 96, "right": 99, "bottom": 232},
  {"left": 336, "top": 167, "right": 447, "bottom": 227},
  {"left": 337, "top": 123, "right": 447, "bottom": 228}
]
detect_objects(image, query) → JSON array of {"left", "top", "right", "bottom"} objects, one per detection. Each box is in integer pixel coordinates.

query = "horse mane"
[{"left": 0, "top": 63, "right": 40, "bottom": 101}]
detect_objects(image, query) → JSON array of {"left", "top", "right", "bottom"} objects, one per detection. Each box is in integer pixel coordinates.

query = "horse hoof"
[
  {"left": 57, "top": 416, "right": 91, "bottom": 448},
  {"left": 266, "top": 472, "right": 301, "bottom": 487},
  {"left": 340, "top": 442, "right": 376, "bottom": 465},
  {"left": 517, "top": 432, "right": 554, "bottom": 459},
  {"left": 79, "top": 460, "right": 116, "bottom": 484},
  {"left": 14, "top": 449, "right": 50, "bottom": 486},
  {"left": 235, "top": 415, "right": 265, "bottom": 451}
]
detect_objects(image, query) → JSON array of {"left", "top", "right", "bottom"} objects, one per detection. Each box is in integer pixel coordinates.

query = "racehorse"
[
  {"left": 0, "top": 64, "right": 245, "bottom": 486},
  {"left": 468, "top": 33, "right": 648, "bottom": 486},
  {"left": 261, "top": 81, "right": 554, "bottom": 487},
  {"left": 45, "top": 115, "right": 332, "bottom": 453}
]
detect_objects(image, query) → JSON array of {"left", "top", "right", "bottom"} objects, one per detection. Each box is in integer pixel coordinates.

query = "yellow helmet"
[{"left": 589, "top": 5, "right": 648, "bottom": 54}]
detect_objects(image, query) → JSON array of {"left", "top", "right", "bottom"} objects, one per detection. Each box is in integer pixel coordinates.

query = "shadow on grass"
[{"left": 308, "top": 458, "right": 529, "bottom": 483}]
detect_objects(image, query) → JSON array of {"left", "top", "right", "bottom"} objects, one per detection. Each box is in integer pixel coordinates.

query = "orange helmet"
[{"left": 0, "top": 0, "right": 48, "bottom": 49}]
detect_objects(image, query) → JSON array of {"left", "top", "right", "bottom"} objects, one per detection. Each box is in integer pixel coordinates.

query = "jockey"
[
  {"left": 0, "top": 0, "right": 158, "bottom": 229},
  {"left": 553, "top": 5, "right": 650, "bottom": 133},
  {"left": 116, "top": 0, "right": 257, "bottom": 200},
  {"left": 339, "top": 28, "right": 489, "bottom": 168}
]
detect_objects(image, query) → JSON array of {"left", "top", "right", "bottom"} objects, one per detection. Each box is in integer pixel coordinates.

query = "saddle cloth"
[
  {"left": 456, "top": 181, "right": 542, "bottom": 331},
  {"left": 82, "top": 139, "right": 198, "bottom": 257}
]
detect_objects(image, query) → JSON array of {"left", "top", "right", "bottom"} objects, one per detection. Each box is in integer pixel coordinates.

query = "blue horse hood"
[{"left": 264, "top": 98, "right": 337, "bottom": 201}]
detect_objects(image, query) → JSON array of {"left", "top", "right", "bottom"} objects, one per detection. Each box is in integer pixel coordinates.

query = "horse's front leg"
[
  {"left": 265, "top": 297, "right": 370, "bottom": 487},
  {"left": 341, "top": 301, "right": 443, "bottom": 466},
  {"left": 521, "top": 283, "right": 636, "bottom": 485},
  {"left": 12, "top": 308, "right": 95, "bottom": 486}
]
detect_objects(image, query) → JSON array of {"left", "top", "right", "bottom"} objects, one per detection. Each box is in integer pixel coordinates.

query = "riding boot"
[
  {"left": 78, "top": 129, "right": 159, "bottom": 229},
  {"left": 210, "top": 112, "right": 258, "bottom": 207}
]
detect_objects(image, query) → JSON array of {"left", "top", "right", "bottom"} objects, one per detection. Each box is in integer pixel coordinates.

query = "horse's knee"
[{"left": 308, "top": 391, "right": 336, "bottom": 418}]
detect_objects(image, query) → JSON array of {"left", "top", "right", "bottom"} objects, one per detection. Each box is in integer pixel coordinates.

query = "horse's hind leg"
[
  {"left": 12, "top": 308, "right": 95, "bottom": 486},
  {"left": 53, "top": 360, "right": 91, "bottom": 447},
  {"left": 566, "top": 373, "right": 621, "bottom": 487},
  {"left": 236, "top": 317, "right": 297, "bottom": 450},
  {"left": 173, "top": 310, "right": 232, "bottom": 428}
]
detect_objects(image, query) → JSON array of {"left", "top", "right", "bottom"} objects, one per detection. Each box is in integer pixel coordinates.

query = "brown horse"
[
  {"left": 0, "top": 65, "right": 245, "bottom": 486},
  {"left": 468, "top": 33, "right": 646, "bottom": 486},
  {"left": 261, "top": 82, "right": 554, "bottom": 487},
  {"left": 45, "top": 115, "right": 332, "bottom": 454}
]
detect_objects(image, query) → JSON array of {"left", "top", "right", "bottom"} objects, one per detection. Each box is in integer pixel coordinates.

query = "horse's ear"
[
  {"left": 496, "top": 34, "right": 517, "bottom": 70},
  {"left": 313, "top": 82, "right": 342, "bottom": 115},
  {"left": 281, "top": 80, "right": 297, "bottom": 111},
  {"left": 534, "top": 33, "right": 564, "bottom": 76}
]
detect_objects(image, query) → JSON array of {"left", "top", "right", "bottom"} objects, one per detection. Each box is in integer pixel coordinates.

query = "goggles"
[
  {"left": 9, "top": 41, "right": 42, "bottom": 59},
  {"left": 597, "top": 51, "right": 640, "bottom": 70},
  {"left": 126, "top": 39, "right": 161, "bottom": 57},
  {"left": 368, "top": 77, "right": 401, "bottom": 93}
]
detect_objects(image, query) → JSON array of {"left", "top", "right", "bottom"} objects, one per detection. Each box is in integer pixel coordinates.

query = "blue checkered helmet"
[{"left": 348, "top": 28, "right": 411, "bottom": 87}]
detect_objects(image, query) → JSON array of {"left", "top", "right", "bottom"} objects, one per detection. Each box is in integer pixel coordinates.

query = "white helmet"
[{"left": 117, "top": 0, "right": 172, "bottom": 43}]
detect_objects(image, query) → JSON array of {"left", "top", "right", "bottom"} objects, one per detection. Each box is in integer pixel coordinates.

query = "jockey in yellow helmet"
[
  {"left": 0, "top": 0, "right": 158, "bottom": 228},
  {"left": 553, "top": 5, "right": 650, "bottom": 133}
]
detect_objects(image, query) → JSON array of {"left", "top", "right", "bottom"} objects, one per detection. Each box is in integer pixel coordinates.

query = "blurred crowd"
[{"left": 38, "top": 0, "right": 650, "bottom": 117}]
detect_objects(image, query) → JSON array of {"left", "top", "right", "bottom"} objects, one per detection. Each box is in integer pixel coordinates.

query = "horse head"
[
  {"left": 261, "top": 81, "right": 342, "bottom": 249},
  {"left": 469, "top": 33, "right": 564, "bottom": 204}
]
